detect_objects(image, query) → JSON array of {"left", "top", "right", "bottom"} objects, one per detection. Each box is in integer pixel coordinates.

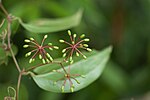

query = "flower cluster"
[
  {"left": 24, "top": 30, "right": 92, "bottom": 93},
  {"left": 59, "top": 30, "right": 92, "bottom": 63},
  {"left": 23, "top": 35, "right": 59, "bottom": 64},
  {"left": 53, "top": 65, "right": 84, "bottom": 92}
]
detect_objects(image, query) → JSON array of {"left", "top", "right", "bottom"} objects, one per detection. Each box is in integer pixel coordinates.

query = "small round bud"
[
  {"left": 48, "top": 43, "right": 53, "bottom": 45},
  {"left": 70, "top": 60, "right": 74, "bottom": 64},
  {"left": 68, "top": 30, "right": 71, "bottom": 36},
  {"left": 44, "top": 35, "right": 48, "bottom": 39},
  {"left": 23, "top": 45, "right": 29, "bottom": 48},
  {"left": 39, "top": 54, "right": 42, "bottom": 59},
  {"left": 70, "top": 87, "right": 74, "bottom": 92},
  {"left": 86, "top": 48, "right": 92, "bottom": 52},
  {"left": 32, "top": 59, "right": 35, "bottom": 62},
  {"left": 24, "top": 39, "right": 30, "bottom": 43},
  {"left": 25, "top": 52, "right": 32, "bottom": 57},
  {"left": 46, "top": 53, "right": 51, "bottom": 58},
  {"left": 63, "top": 53, "right": 66, "bottom": 57},
  {"left": 53, "top": 70, "right": 56, "bottom": 72},
  {"left": 84, "top": 38, "right": 90, "bottom": 42},
  {"left": 59, "top": 40, "right": 65, "bottom": 43},
  {"left": 30, "top": 38, "right": 34, "bottom": 41},
  {"left": 80, "top": 34, "right": 85, "bottom": 38},
  {"left": 49, "top": 47, "right": 53, "bottom": 51},
  {"left": 29, "top": 58, "right": 33, "bottom": 63},
  {"left": 70, "top": 56, "right": 73, "bottom": 61},
  {"left": 76, "top": 52, "right": 79, "bottom": 57},
  {"left": 83, "top": 44, "right": 88, "bottom": 47},
  {"left": 53, "top": 46, "right": 59, "bottom": 49},
  {"left": 72, "top": 41, "right": 75, "bottom": 44},
  {"left": 46, "top": 59, "right": 50, "bottom": 63},
  {"left": 42, "top": 59, "right": 46, "bottom": 64},
  {"left": 73, "top": 34, "right": 77, "bottom": 38},
  {"left": 61, "top": 86, "right": 65, "bottom": 93},
  {"left": 62, "top": 49, "right": 66, "bottom": 53},
  {"left": 83, "top": 55, "right": 87, "bottom": 59},
  {"left": 49, "top": 56, "right": 53, "bottom": 61}
]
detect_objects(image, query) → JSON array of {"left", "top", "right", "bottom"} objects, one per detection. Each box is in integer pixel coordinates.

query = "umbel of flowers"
[
  {"left": 23, "top": 35, "right": 59, "bottom": 64},
  {"left": 24, "top": 30, "right": 92, "bottom": 92},
  {"left": 59, "top": 30, "right": 92, "bottom": 63}
]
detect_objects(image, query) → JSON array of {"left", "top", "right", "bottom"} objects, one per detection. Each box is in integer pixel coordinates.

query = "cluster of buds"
[
  {"left": 23, "top": 35, "right": 59, "bottom": 64},
  {"left": 24, "top": 30, "right": 92, "bottom": 93},
  {"left": 53, "top": 65, "right": 85, "bottom": 92},
  {"left": 59, "top": 30, "right": 92, "bottom": 64}
]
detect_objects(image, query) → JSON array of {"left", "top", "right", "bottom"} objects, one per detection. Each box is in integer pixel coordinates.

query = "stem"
[
  {"left": 16, "top": 73, "right": 22, "bottom": 100},
  {"left": 0, "top": 3, "right": 22, "bottom": 100},
  {"left": 26, "top": 60, "right": 63, "bottom": 71},
  {"left": 59, "top": 63, "right": 68, "bottom": 74},
  {"left": 26, "top": 63, "right": 45, "bottom": 71},
  {"left": 0, "top": 2, "right": 21, "bottom": 72},
  {"left": 0, "top": 3, "right": 9, "bottom": 16},
  {"left": 7, "top": 15, "right": 21, "bottom": 73}
]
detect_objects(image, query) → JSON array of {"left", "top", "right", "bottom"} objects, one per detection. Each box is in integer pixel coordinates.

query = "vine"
[{"left": 0, "top": 1, "right": 111, "bottom": 100}]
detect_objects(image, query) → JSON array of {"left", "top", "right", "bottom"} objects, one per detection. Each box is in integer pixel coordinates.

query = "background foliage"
[{"left": 0, "top": 0, "right": 150, "bottom": 100}]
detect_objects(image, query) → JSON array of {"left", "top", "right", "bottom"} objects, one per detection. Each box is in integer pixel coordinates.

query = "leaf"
[
  {"left": 30, "top": 46, "right": 112, "bottom": 93},
  {"left": 18, "top": 9, "right": 83, "bottom": 33}
]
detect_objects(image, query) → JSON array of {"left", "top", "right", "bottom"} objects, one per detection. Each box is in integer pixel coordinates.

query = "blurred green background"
[{"left": 0, "top": 0, "right": 150, "bottom": 100}]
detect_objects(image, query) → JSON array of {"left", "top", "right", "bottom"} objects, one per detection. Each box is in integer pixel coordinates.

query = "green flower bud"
[
  {"left": 86, "top": 48, "right": 92, "bottom": 52},
  {"left": 83, "top": 55, "right": 87, "bottom": 59},
  {"left": 44, "top": 35, "right": 48, "bottom": 39},
  {"left": 54, "top": 46, "right": 59, "bottom": 49},
  {"left": 68, "top": 30, "right": 71, "bottom": 36},
  {"left": 42, "top": 59, "right": 46, "bottom": 64},
  {"left": 24, "top": 39, "right": 30, "bottom": 43},
  {"left": 63, "top": 53, "right": 66, "bottom": 57},
  {"left": 73, "top": 34, "right": 77, "bottom": 38},
  {"left": 23, "top": 45, "right": 29, "bottom": 48},
  {"left": 62, "top": 49, "right": 66, "bottom": 53},
  {"left": 39, "top": 54, "right": 42, "bottom": 59},
  {"left": 59, "top": 40, "right": 65, "bottom": 43},
  {"left": 84, "top": 38, "right": 90, "bottom": 42},
  {"left": 30, "top": 38, "right": 34, "bottom": 41},
  {"left": 80, "top": 34, "right": 85, "bottom": 38},
  {"left": 61, "top": 86, "right": 65, "bottom": 93},
  {"left": 76, "top": 52, "right": 79, "bottom": 57}
]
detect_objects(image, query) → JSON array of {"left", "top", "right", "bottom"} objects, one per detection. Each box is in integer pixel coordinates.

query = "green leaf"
[
  {"left": 30, "top": 46, "right": 112, "bottom": 93},
  {"left": 18, "top": 9, "right": 83, "bottom": 33}
]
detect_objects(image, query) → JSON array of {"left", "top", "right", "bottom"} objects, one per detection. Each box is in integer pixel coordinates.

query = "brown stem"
[
  {"left": 59, "top": 63, "right": 68, "bottom": 74},
  {"left": 16, "top": 73, "right": 22, "bottom": 100},
  {"left": 7, "top": 22, "right": 21, "bottom": 72},
  {"left": 0, "top": 2, "right": 21, "bottom": 73},
  {"left": 0, "top": 3, "right": 22, "bottom": 100},
  {"left": 26, "top": 63, "right": 45, "bottom": 71},
  {"left": 0, "top": 3, "right": 9, "bottom": 16}
]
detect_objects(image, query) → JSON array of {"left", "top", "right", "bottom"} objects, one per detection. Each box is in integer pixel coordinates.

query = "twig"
[{"left": 16, "top": 73, "right": 22, "bottom": 100}]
